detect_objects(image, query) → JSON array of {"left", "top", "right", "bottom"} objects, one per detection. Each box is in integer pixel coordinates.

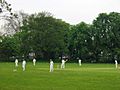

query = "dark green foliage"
[
  {"left": 92, "top": 12, "right": 120, "bottom": 62},
  {"left": 0, "top": 11, "right": 120, "bottom": 63},
  {"left": 20, "top": 12, "right": 70, "bottom": 60},
  {"left": 68, "top": 12, "right": 120, "bottom": 63},
  {"left": 68, "top": 22, "right": 91, "bottom": 61},
  {"left": 0, "top": 36, "right": 20, "bottom": 61}
]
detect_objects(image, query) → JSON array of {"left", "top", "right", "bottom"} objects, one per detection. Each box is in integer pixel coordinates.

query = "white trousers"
[
  {"left": 115, "top": 64, "right": 118, "bottom": 69},
  {"left": 50, "top": 65, "right": 53, "bottom": 72},
  {"left": 33, "top": 62, "right": 36, "bottom": 66},
  {"left": 61, "top": 63, "right": 65, "bottom": 69},
  {"left": 15, "top": 63, "right": 18, "bottom": 67},
  {"left": 22, "top": 65, "right": 26, "bottom": 71}
]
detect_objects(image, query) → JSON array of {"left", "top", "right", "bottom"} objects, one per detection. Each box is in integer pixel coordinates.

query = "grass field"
[{"left": 0, "top": 62, "right": 120, "bottom": 90}]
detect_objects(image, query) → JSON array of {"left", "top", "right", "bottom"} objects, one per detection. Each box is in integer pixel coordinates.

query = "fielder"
[
  {"left": 61, "top": 59, "right": 68, "bottom": 69},
  {"left": 79, "top": 59, "right": 82, "bottom": 66},
  {"left": 50, "top": 59, "right": 54, "bottom": 72},
  {"left": 15, "top": 59, "right": 18, "bottom": 67},
  {"left": 33, "top": 58, "right": 36, "bottom": 66},
  {"left": 115, "top": 60, "right": 118, "bottom": 69},
  {"left": 22, "top": 60, "right": 26, "bottom": 71}
]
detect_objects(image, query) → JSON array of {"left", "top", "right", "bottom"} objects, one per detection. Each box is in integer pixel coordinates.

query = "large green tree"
[
  {"left": 68, "top": 22, "right": 92, "bottom": 62},
  {"left": 21, "top": 12, "right": 70, "bottom": 60},
  {"left": 93, "top": 12, "right": 120, "bottom": 62},
  {"left": 0, "top": 36, "right": 21, "bottom": 61}
]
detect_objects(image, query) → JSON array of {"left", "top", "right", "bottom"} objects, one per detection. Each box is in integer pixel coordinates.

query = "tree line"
[{"left": 0, "top": 2, "right": 120, "bottom": 62}]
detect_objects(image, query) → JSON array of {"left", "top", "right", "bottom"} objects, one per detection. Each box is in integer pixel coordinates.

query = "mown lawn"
[{"left": 0, "top": 62, "right": 120, "bottom": 90}]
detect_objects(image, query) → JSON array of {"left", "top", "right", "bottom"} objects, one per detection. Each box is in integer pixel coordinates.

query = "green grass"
[{"left": 0, "top": 62, "right": 120, "bottom": 90}]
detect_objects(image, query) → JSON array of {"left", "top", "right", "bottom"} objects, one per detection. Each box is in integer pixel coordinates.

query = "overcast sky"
[{"left": 7, "top": 0, "right": 120, "bottom": 25}]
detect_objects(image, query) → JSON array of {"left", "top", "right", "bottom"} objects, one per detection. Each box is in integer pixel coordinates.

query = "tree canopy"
[{"left": 0, "top": 7, "right": 120, "bottom": 63}]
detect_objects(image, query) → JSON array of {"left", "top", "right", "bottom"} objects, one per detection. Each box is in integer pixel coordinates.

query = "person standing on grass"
[
  {"left": 61, "top": 59, "right": 68, "bottom": 69},
  {"left": 79, "top": 59, "right": 82, "bottom": 66},
  {"left": 115, "top": 60, "right": 118, "bottom": 69},
  {"left": 50, "top": 59, "right": 54, "bottom": 72},
  {"left": 22, "top": 60, "right": 26, "bottom": 71},
  {"left": 15, "top": 59, "right": 18, "bottom": 67},
  {"left": 33, "top": 58, "right": 36, "bottom": 66}
]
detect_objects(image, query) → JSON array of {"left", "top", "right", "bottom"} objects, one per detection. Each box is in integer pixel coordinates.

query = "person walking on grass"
[
  {"left": 115, "top": 60, "right": 118, "bottom": 69},
  {"left": 61, "top": 59, "right": 68, "bottom": 69},
  {"left": 79, "top": 59, "right": 82, "bottom": 66},
  {"left": 50, "top": 59, "right": 54, "bottom": 72},
  {"left": 15, "top": 59, "right": 18, "bottom": 67},
  {"left": 33, "top": 58, "right": 36, "bottom": 66},
  {"left": 22, "top": 60, "right": 26, "bottom": 71}
]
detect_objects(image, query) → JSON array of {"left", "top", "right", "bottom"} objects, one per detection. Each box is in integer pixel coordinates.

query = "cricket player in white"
[
  {"left": 61, "top": 59, "right": 67, "bottom": 69},
  {"left": 15, "top": 59, "right": 18, "bottom": 67},
  {"left": 50, "top": 59, "right": 54, "bottom": 72},
  {"left": 33, "top": 58, "right": 36, "bottom": 66},
  {"left": 22, "top": 60, "right": 26, "bottom": 71},
  {"left": 115, "top": 60, "right": 118, "bottom": 69},
  {"left": 79, "top": 59, "right": 81, "bottom": 66}
]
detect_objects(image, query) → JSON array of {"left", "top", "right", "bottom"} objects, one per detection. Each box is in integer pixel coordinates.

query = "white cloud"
[{"left": 7, "top": 0, "right": 120, "bottom": 25}]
